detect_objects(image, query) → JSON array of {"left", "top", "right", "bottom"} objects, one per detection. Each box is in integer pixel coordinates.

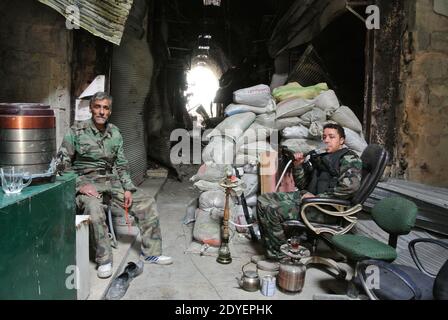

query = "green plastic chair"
[{"left": 329, "top": 196, "right": 418, "bottom": 297}]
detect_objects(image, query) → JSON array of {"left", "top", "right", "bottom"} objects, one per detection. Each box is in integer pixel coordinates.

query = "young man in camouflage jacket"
[
  {"left": 58, "top": 92, "right": 172, "bottom": 278},
  {"left": 257, "top": 123, "right": 363, "bottom": 260}
]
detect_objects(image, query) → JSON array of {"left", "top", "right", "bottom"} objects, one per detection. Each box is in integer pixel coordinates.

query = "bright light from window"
[{"left": 185, "top": 65, "right": 219, "bottom": 123}]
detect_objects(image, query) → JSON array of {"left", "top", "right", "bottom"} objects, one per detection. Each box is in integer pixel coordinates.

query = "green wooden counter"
[{"left": 0, "top": 174, "right": 77, "bottom": 300}]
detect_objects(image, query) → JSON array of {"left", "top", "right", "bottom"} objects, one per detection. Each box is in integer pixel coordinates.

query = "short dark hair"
[
  {"left": 89, "top": 92, "right": 113, "bottom": 107},
  {"left": 323, "top": 123, "right": 345, "bottom": 139}
]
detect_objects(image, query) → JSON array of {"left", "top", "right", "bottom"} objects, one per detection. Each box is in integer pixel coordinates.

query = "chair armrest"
[
  {"left": 357, "top": 260, "right": 422, "bottom": 300},
  {"left": 302, "top": 197, "right": 352, "bottom": 207},
  {"left": 300, "top": 199, "right": 362, "bottom": 235},
  {"left": 409, "top": 238, "right": 448, "bottom": 278}
]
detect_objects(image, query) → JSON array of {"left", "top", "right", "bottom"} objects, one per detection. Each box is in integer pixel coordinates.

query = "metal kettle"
[
  {"left": 237, "top": 262, "right": 260, "bottom": 292},
  {"left": 277, "top": 258, "right": 306, "bottom": 293}
]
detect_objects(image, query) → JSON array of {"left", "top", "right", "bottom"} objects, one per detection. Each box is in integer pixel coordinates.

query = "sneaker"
[
  {"left": 97, "top": 262, "right": 113, "bottom": 278},
  {"left": 140, "top": 254, "right": 173, "bottom": 265}
]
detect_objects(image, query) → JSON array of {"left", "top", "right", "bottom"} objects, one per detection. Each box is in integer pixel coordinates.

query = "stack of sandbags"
[
  {"left": 272, "top": 84, "right": 368, "bottom": 155},
  {"left": 225, "top": 84, "right": 275, "bottom": 116}
]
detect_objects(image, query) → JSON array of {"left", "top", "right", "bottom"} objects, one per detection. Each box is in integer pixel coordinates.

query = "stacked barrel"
[{"left": 0, "top": 103, "right": 56, "bottom": 175}]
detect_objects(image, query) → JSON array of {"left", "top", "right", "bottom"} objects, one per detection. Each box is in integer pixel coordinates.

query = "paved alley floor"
[{"left": 118, "top": 177, "right": 349, "bottom": 300}]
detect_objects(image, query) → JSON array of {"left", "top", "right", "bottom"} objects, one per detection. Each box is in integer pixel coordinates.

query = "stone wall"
[
  {"left": 395, "top": 0, "right": 448, "bottom": 187},
  {"left": 0, "top": 0, "right": 72, "bottom": 148}
]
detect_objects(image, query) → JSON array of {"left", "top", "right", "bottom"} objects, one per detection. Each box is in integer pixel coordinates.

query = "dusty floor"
[{"left": 88, "top": 176, "right": 352, "bottom": 300}]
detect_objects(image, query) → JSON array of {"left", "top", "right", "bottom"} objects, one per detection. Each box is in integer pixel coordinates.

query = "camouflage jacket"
[
  {"left": 57, "top": 119, "right": 136, "bottom": 192},
  {"left": 292, "top": 148, "right": 362, "bottom": 200}
]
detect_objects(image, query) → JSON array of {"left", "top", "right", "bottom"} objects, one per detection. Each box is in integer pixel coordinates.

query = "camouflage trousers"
[
  {"left": 257, "top": 191, "right": 339, "bottom": 260},
  {"left": 257, "top": 191, "right": 302, "bottom": 260},
  {"left": 76, "top": 183, "right": 162, "bottom": 265}
]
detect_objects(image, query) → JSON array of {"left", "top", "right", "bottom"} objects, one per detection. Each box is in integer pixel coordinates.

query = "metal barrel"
[{"left": 0, "top": 103, "right": 56, "bottom": 175}]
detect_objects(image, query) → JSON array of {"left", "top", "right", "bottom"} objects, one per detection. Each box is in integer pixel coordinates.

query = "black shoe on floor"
[{"left": 123, "top": 261, "right": 144, "bottom": 279}]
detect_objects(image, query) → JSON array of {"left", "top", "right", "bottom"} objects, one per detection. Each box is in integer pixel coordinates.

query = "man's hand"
[
  {"left": 301, "top": 192, "right": 315, "bottom": 199},
  {"left": 79, "top": 184, "right": 100, "bottom": 198},
  {"left": 124, "top": 191, "right": 133, "bottom": 208},
  {"left": 293, "top": 152, "right": 305, "bottom": 167}
]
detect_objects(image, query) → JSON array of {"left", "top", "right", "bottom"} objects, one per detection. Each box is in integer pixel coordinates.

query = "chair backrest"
[{"left": 351, "top": 144, "right": 389, "bottom": 205}]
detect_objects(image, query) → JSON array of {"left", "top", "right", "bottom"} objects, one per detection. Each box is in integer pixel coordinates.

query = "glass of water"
[{"left": 0, "top": 167, "right": 33, "bottom": 194}]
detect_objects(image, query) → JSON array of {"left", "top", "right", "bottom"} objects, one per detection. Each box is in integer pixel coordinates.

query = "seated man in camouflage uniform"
[
  {"left": 257, "top": 123, "right": 362, "bottom": 260},
  {"left": 58, "top": 92, "right": 172, "bottom": 278}
]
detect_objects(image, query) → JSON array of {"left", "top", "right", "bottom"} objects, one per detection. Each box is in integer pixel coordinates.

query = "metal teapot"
[
  {"left": 277, "top": 258, "right": 306, "bottom": 293},
  {"left": 237, "top": 262, "right": 260, "bottom": 292}
]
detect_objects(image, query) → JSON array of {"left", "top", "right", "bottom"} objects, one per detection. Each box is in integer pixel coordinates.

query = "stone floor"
[{"left": 86, "top": 175, "right": 353, "bottom": 301}]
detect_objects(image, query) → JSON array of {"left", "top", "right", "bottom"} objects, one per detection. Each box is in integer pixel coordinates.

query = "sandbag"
[
  {"left": 235, "top": 153, "right": 259, "bottom": 165},
  {"left": 236, "top": 122, "right": 273, "bottom": 148},
  {"left": 202, "top": 136, "right": 237, "bottom": 165},
  {"left": 282, "top": 125, "right": 309, "bottom": 139},
  {"left": 299, "top": 108, "right": 327, "bottom": 127},
  {"left": 273, "top": 82, "right": 329, "bottom": 102},
  {"left": 193, "top": 209, "right": 221, "bottom": 247},
  {"left": 207, "top": 112, "right": 256, "bottom": 141},
  {"left": 232, "top": 205, "right": 253, "bottom": 233},
  {"left": 225, "top": 103, "right": 271, "bottom": 116},
  {"left": 243, "top": 163, "right": 258, "bottom": 174},
  {"left": 344, "top": 127, "right": 368, "bottom": 154},
  {"left": 281, "top": 139, "right": 323, "bottom": 154},
  {"left": 329, "top": 106, "right": 362, "bottom": 133},
  {"left": 276, "top": 117, "right": 304, "bottom": 130},
  {"left": 233, "top": 84, "right": 272, "bottom": 107},
  {"left": 241, "top": 173, "right": 259, "bottom": 197},
  {"left": 239, "top": 141, "right": 275, "bottom": 157},
  {"left": 245, "top": 195, "right": 258, "bottom": 207},
  {"left": 314, "top": 90, "right": 340, "bottom": 112},
  {"left": 193, "top": 180, "right": 223, "bottom": 192},
  {"left": 199, "top": 190, "right": 236, "bottom": 219},
  {"left": 191, "top": 163, "right": 227, "bottom": 182},
  {"left": 270, "top": 73, "right": 288, "bottom": 90},
  {"left": 276, "top": 98, "right": 315, "bottom": 119}
]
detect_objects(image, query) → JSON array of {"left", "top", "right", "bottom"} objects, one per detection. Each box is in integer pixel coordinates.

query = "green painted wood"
[{"left": 0, "top": 174, "right": 77, "bottom": 299}]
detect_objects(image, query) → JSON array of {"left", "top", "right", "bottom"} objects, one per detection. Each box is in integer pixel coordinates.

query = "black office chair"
[
  {"left": 357, "top": 238, "right": 448, "bottom": 300},
  {"left": 282, "top": 144, "right": 390, "bottom": 279}
]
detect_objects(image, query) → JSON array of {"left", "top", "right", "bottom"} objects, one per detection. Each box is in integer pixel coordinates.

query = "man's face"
[
  {"left": 90, "top": 98, "right": 111, "bottom": 126},
  {"left": 322, "top": 128, "right": 344, "bottom": 153}
]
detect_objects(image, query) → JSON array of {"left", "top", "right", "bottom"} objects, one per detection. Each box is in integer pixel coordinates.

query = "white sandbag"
[
  {"left": 237, "top": 122, "right": 273, "bottom": 146},
  {"left": 329, "top": 106, "right": 362, "bottom": 133},
  {"left": 255, "top": 113, "right": 303, "bottom": 130},
  {"left": 199, "top": 190, "right": 236, "bottom": 219},
  {"left": 235, "top": 153, "right": 259, "bottom": 166},
  {"left": 314, "top": 90, "right": 340, "bottom": 112},
  {"left": 282, "top": 125, "right": 309, "bottom": 139},
  {"left": 233, "top": 84, "right": 272, "bottom": 107},
  {"left": 270, "top": 73, "right": 288, "bottom": 90},
  {"left": 193, "top": 209, "right": 221, "bottom": 247},
  {"left": 203, "top": 136, "right": 237, "bottom": 165},
  {"left": 344, "top": 127, "right": 368, "bottom": 154},
  {"left": 239, "top": 141, "right": 275, "bottom": 157},
  {"left": 190, "top": 163, "right": 227, "bottom": 182},
  {"left": 232, "top": 205, "right": 253, "bottom": 233},
  {"left": 193, "top": 180, "right": 223, "bottom": 192},
  {"left": 255, "top": 113, "right": 277, "bottom": 128},
  {"left": 281, "top": 139, "right": 323, "bottom": 154},
  {"left": 276, "top": 98, "right": 315, "bottom": 119},
  {"left": 245, "top": 195, "right": 258, "bottom": 207},
  {"left": 299, "top": 108, "right": 327, "bottom": 126},
  {"left": 276, "top": 117, "right": 304, "bottom": 130},
  {"left": 243, "top": 163, "right": 258, "bottom": 174},
  {"left": 241, "top": 173, "right": 259, "bottom": 197},
  {"left": 225, "top": 104, "right": 269, "bottom": 116},
  {"left": 207, "top": 112, "right": 256, "bottom": 141}
]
